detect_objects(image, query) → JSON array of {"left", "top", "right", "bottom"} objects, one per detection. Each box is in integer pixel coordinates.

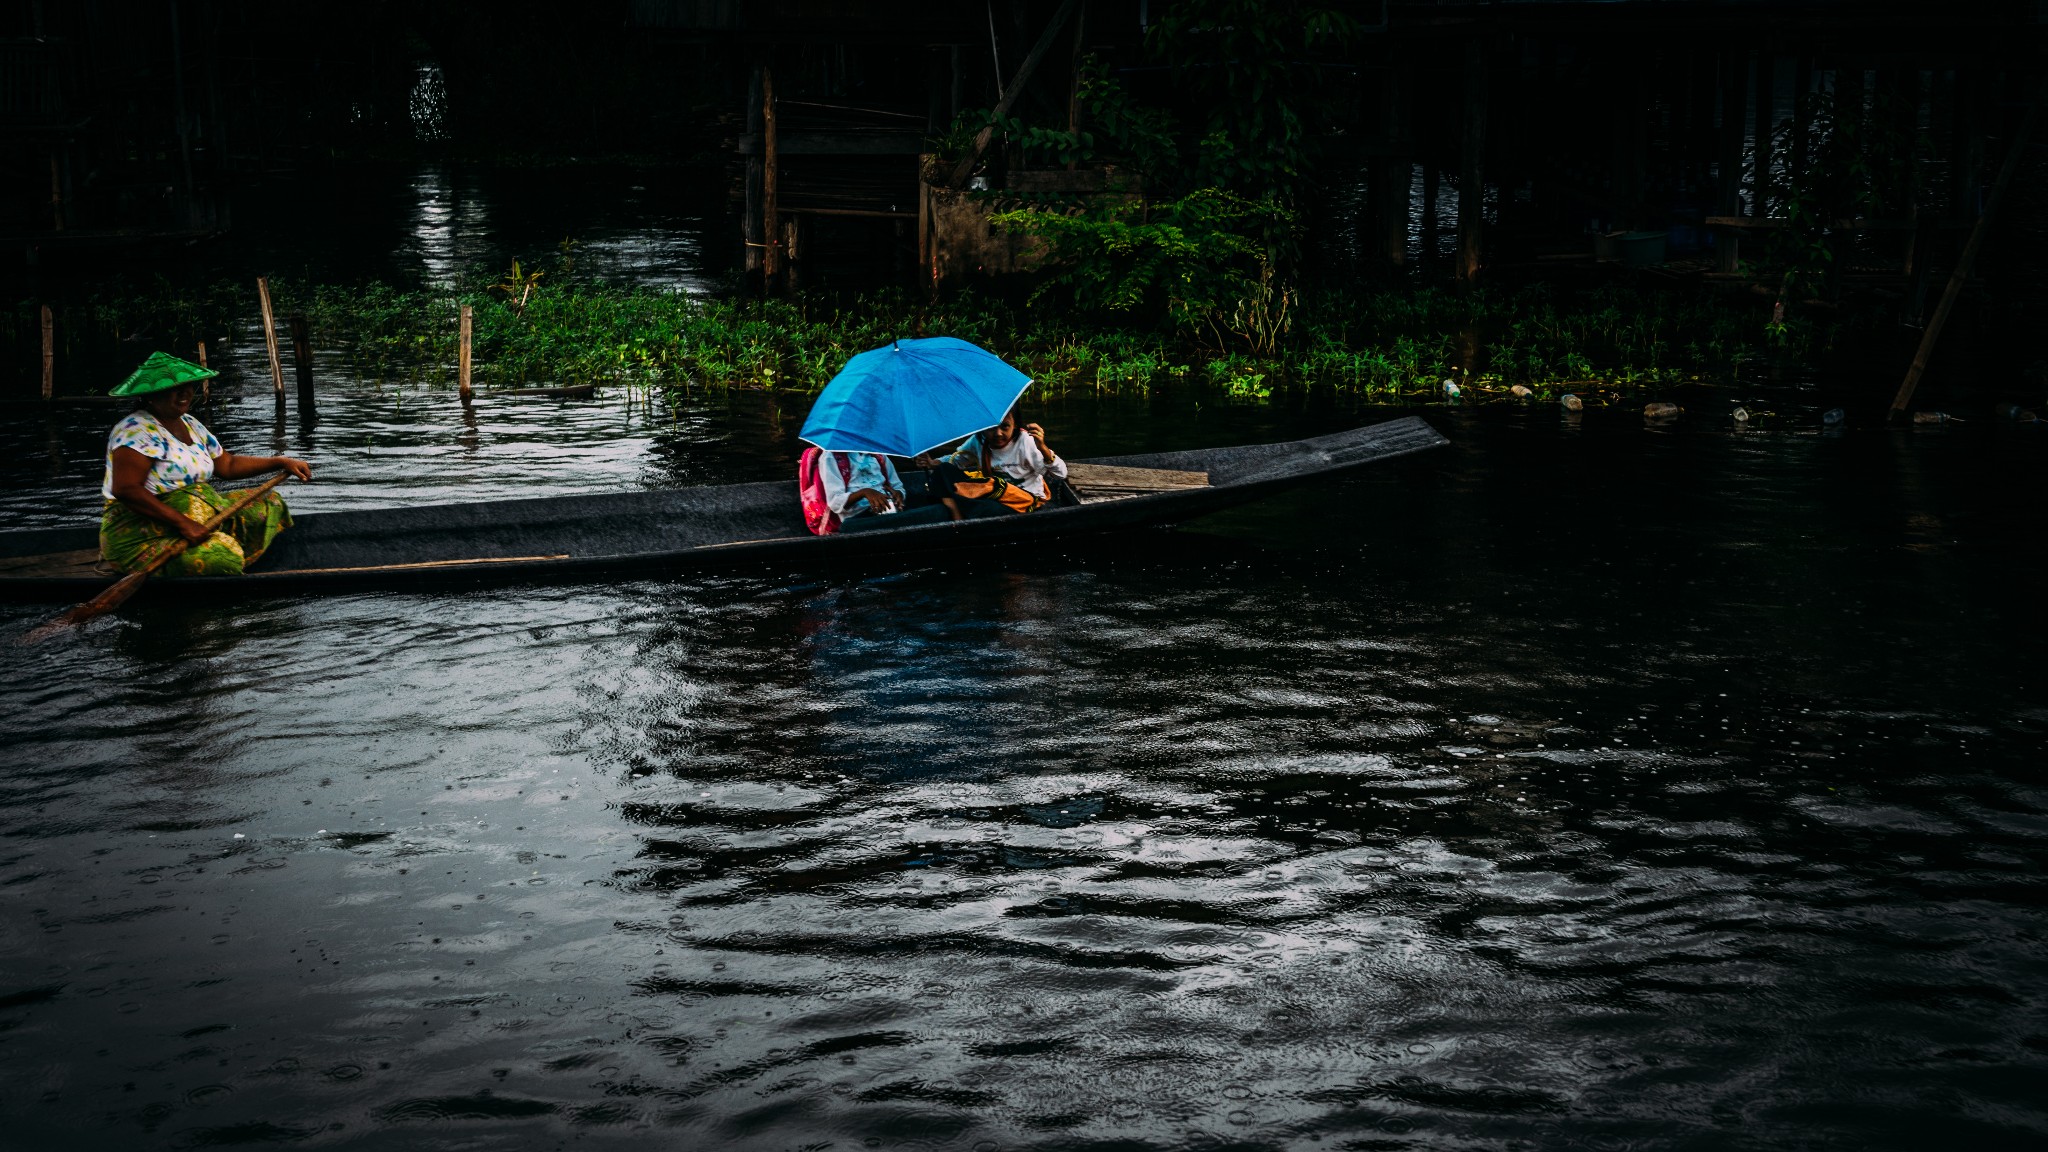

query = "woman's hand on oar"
[{"left": 20, "top": 472, "right": 291, "bottom": 645}]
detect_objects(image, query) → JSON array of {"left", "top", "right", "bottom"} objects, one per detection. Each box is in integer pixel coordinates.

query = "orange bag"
[{"left": 949, "top": 470, "right": 1042, "bottom": 514}]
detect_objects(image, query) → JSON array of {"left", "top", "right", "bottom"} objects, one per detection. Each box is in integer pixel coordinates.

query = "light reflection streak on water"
[
  {"left": 405, "top": 166, "right": 493, "bottom": 289},
  {"left": 0, "top": 385, "right": 801, "bottom": 530}
]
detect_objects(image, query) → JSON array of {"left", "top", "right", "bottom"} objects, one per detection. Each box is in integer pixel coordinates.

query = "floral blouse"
[{"left": 102, "top": 411, "right": 223, "bottom": 499}]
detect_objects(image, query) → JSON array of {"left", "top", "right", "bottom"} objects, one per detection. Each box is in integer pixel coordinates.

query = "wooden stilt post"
[
  {"left": 1792, "top": 53, "right": 1814, "bottom": 177},
  {"left": 1612, "top": 64, "right": 1644, "bottom": 229},
  {"left": 1065, "top": 0, "right": 1087, "bottom": 170},
  {"left": 1715, "top": 50, "right": 1746, "bottom": 273},
  {"left": 458, "top": 304, "right": 474, "bottom": 403},
  {"left": 1752, "top": 51, "right": 1775, "bottom": 217},
  {"left": 1456, "top": 37, "right": 1487, "bottom": 283},
  {"left": 1890, "top": 89, "right": 2040, "bottom": 418},
  {"left": 1420, "top": 158, "right": 1439, "bottom": 270},
  {"left": 743, "top": 64, "right": 764, "bottom": 282},
  {"left": 289, "top": 314, "right": 315, "bottom": 419},
  {"left": 196, "top": 341, "right": 209, "bottom": 402},
  {"left": 1381, "top": 68, "right": 1411, "bottom": 272},
  {"left": 762, "top": 64, "right": 780, "bottom": 292},
  {"left": 1950, "top": 69, "right": 1983, "bottom": 223},
  {"left": 256, "top": 276, "right": 284, "bottom": 397},
  {"left": 40, "top": 304, "right": 53, "bottom": 401}
]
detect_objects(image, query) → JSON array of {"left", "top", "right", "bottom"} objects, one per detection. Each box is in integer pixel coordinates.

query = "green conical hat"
[{"left": 111, "top": 351, "right": 217, "bottom": 397}]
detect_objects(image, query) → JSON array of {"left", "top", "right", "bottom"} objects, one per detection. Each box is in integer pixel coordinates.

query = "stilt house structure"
[{"left": 630, "top": 0, "right": 2041, "bottom": 298}]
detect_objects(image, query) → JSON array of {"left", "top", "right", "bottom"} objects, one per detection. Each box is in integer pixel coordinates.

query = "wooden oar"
[{"left": 21, "top": 473, "right": 289, "bottom": 644}]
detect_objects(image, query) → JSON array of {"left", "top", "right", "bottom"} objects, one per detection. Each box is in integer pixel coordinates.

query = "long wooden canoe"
[{"left": 0, "top": 417, "right": 1445, "bottom": 599}]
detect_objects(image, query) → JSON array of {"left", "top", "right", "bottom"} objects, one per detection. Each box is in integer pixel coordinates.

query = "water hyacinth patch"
[{"left": 16, "top": 274, "right": 1833, "bottom": 403}]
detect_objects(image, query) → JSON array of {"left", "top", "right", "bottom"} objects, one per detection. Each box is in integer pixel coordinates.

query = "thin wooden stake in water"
[
  {"left": 458, "top": 304, "right": 473, "bottom": 401},
  {"left": 257, "top": 276, "right": 285, "bottom": 396},
  {"left": 20, "top": 473, "right": 288, "bottom": 645},
  {"left": 196, "top": 341, "right": 209, "bottom": 402},
  {"left": 40, "top": 304, "right": 53, "bottom": 400},
  {"left": 1891, "top": 89, "right": 2041, "bottom": 418}
]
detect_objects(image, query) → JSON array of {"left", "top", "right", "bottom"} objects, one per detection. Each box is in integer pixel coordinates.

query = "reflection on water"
[
  {"left": 0, "top": 383, "right": 803, "bottom": 531},
  {"left": 1, "top": 401, "right": 2045, "bottom": 1149},
  {"left": 404, "top": 166, "right": 491, "bottom": 288},
  {"left": 175, "top": 162, "right": 728, "bottom": 296}
]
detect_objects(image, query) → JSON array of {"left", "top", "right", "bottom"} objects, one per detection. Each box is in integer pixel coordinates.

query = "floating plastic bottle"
[
  {"left": 1560, "top": 393, "right": 1584, "bottom": 412},
  {"left": 1732, "top": 406, "right": 1751, "bottom": 422},
  {"left": 1643, "top": 402, "right": 1681, "bottom": 421},
  {"left": 1442, "top": 378, "right": 1461, "bottom": 399},
  {"left": 1510, "top": 384, "right": 1534, "bottom": 398},
  {"left": 1822, "top": 407, "right": 1846, "bottom": 426}
]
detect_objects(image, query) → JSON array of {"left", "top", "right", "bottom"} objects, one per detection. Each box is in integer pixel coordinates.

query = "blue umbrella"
[{"left": 798, "top": 337, "right": 1032, "bottom": 458}]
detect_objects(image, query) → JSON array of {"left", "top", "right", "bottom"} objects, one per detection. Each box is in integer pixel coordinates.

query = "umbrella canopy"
[{"left": 798, "top": 337, "right": 1032, "bottom": 458}]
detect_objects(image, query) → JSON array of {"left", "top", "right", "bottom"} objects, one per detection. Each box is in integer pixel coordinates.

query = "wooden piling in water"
[
  {"left": 1420, "top": 158, "right": 1439, "bottom": 271},
  {"left": 196, "top": 341, "right": 209, "bottom": 402},
  {"left": 458, "top": 304, "right": 474, "bottom": 402},
  {"left": 1752, "top": 51, "right": 1775, "bottom": 217},
  {"left": 1456, "top": 38, "right": 1487, "bottom": 283},
  {"left": 289, "top": 314, "right": 315, "bottom": 419},
  {"left": 256, "top": 276, "right": 284, "bottom": 397},
  {"left": 40, "top": 304, "right": 54, "bottom": 400}
]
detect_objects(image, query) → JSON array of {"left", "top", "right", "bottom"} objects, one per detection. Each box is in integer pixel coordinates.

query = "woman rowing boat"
[{"left": 100, "top": 352, "right": 311, "bottom": 576}]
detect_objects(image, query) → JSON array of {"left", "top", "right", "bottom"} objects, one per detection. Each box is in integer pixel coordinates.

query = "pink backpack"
[{"left": 798, "top": 447, "right": 858, "bottom": 535}]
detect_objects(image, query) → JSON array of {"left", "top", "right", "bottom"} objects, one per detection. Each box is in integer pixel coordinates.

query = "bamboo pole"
[
  {"left": 1890, "top": 89, "right": 2040, "bottom": 418},
  {"left": 946, "top": 0, "right": 1083, "bottom": 189},
  {"left": 256, "top": 276, "right": 284, "bottom": 396},
  {"left": 196, "top": 340, "right": 209, "bottom": 402},
  {"left": 40, "top": 304, "right": 53, "bottom": 400},
  {"left": 458, "top": 304, "right": 473, "bottom": 402}
]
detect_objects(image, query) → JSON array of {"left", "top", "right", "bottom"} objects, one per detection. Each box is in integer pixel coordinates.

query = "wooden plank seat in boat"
[{"left": 1066, "top": 463, "right": 1209, "bottom": 502}]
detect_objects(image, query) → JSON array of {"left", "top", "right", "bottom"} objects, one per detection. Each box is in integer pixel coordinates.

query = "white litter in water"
[{"left": 232, "top": 833, "right": 245, "bottom": 839}]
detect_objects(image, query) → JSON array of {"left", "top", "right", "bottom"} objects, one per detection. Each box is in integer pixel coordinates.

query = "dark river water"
[
  {"left": 5, "top": 164, "right": 2048, "bottom": 1151},
  {"left": 3, "top": 383, "right": 2044, "bottom": 1152}
]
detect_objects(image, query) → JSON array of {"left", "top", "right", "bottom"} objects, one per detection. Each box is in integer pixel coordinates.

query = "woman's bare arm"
[
  {"left": 214, "top": 449, "right": 312, "bottom": 482},
  {"left": 109, "top": 448, "right": 213, "bottom": 543}
]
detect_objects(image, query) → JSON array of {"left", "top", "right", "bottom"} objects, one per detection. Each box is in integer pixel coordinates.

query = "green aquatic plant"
[
  {"left": 31, "top": 272, "right": 1823, "bottom": 405},
  {"left": 492, "top": 259, "right": 544, "bottom": 316}
]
